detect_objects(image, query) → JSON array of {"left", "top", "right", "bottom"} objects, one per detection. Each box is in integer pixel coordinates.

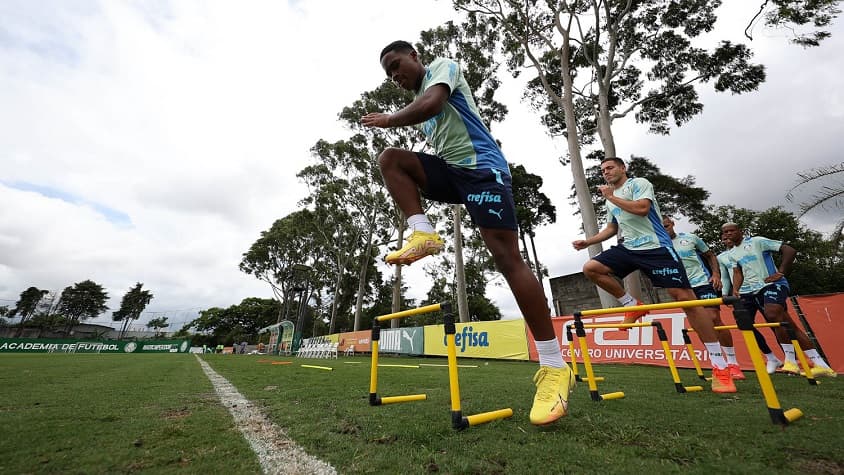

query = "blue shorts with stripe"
[
  {"left": 692, "top": 284, "right": 720, "bottom": 308},
  {"left": 593, "top": 245, "right": 691, "bottom": 288},
  {"left": 416, "top": 152, "right": 517, "bottom": 230}
]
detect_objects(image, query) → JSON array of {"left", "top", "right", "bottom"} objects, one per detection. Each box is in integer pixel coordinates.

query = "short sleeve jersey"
[
  {"left": 716, "top": 251, "right": 736, "bottom": 295},
  {"left": 725, "top": 236, "right": 788, "bottom": 293},
  {"left": 416, "top": 58, "right": 509, "bottom": 174},
  {"left": 671, "top": 232, "right": 712, "bottom": 287},
  {"left": 606, "top": 177, "right": 672, "bottom": 251}
]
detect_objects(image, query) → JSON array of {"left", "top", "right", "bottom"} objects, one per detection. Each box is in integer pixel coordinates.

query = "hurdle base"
[
  {"left": 768, "top": 407, "right": 803, "bottom": 426},
  {"left": 466, "top": 408, "right": 513, "bottom": 427},
  {"left": 675, "top": 383, "right": 704, "bottom": 393},
  {"left": 591, "top": 390, "right": 624, "bottom": 401},
  {"left": 370, "top": 393, "right": 427, "bottom": 406}
]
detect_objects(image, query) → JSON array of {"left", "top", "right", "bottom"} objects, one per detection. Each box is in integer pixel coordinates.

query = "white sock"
[
  {"left": 618, "top": 293, "right": 636, "bottom": 306},
  {"left": 804, "top": 349, "right": 831, "bottom": 369},
  {"left": 723, "top": 346, "right": 738, "bottom": 365},
  {"left": 765, "top": 352, "right": 782, "bottom": 364},
  {"left": 781, "top": 343, "right": 796, "bottom": 363},
  {"left": 535, "top": 338, "right": 564, "bottom": 369},
  {"left": 406, "top": 214, "right": 435, "bottom": 233},
  {"left": 705, "top": 342, "right": 727, "bottom": 369}
]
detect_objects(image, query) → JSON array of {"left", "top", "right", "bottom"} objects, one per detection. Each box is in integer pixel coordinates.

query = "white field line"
[{"left": 195, "top": 355, "right": 336, "bottom": 475}]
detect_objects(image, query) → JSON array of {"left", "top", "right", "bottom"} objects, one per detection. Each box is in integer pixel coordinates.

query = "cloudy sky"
[{"left": 1, "top": 1, "right": 841, "bottom": 330}]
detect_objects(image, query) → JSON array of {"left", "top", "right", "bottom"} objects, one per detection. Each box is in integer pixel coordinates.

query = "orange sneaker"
[
  {"left": 711, "top": 367, "right": 737, "bottom": 393},
  {"left": 622, "top": 300, "right": 649, "bottom": 325},
  {"left": 728, "top": 364, "right": 746, "bottom": 380}
]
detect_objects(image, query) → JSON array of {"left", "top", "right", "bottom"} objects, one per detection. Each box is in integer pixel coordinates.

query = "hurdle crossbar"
[
  {"left": 369, "top": 304, "right": 443, "bottom": 406},
  {"left": 578, "top": 296, "right": 736, "bottom": 317},
  {"left": 368, "top": 302, "right": 512, "bottom": 430},
  {"left": 685, "top": 322, "right": 817, "bottom": 386},
  {"left": 573, "top": 316, "right": 703, "bottom": 400}
]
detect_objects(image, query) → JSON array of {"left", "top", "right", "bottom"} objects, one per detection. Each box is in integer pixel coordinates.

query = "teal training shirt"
[
  {"left": 416, "top": 58, "right": 509, "bottom": 174},
  {"left": 607, "top": 177, "right": 672, "bottom": 251},
  {"left": 725, "top": 236, "right": 788, "bottom": 294},
  {"left": 671, "top": 232, "right": 712, "bottom": 287},
  {"left": 717, "top": 251, "right": 736, "bottom": 295}
]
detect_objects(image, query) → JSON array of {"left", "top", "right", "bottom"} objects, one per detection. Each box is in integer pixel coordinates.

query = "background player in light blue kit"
[
  {"left": 572, "top": 157, "right": 736, "bottom": 393},
  {"left": 722, "top": 223, "right": 835, "bottom": 378},
  {"left": 662, "top": 216, "right": 745, "bottom": 380}
]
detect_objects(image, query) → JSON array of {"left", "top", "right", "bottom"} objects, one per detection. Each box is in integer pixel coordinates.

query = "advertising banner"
[
  {"left": 528, "top": 293, "right": 844, "bottom": 373},
  {"left": 379, "top": 327, "right": 424, "bottom": 355},
  {"left": 0, "top": 339, "right": 191, "bottom": 354},
  {"left": 423, "top": 319, "right": 528, "bottom": 360},
  {"left": 337, "top": 330, "right": 372, "bottom": 353},
  {"left": 794, "top": 294, "right": 844, "bottom": 373}
]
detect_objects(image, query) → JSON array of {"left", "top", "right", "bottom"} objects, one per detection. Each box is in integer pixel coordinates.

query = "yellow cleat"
[
  {"left": 778, "top": 361, "right": 800, "bottom": 375},
  {"left": 530, "top": 365, "right": 575, "bottom": 426},
  {"left": 385, "top": 231, "right": 444, "bottom": 265},
  {"left": 800, "top": 366, "right": 837, "bottom": 378}
]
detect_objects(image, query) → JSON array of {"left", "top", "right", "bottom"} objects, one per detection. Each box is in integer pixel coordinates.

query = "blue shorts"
[
  {"left": 416, "top": 152, "right": 517, "bottom": 230},
  {"left": 739, "top": 284, "right": 789, "bottom": 319},
  {"left": 757, "top": 283, "right": 790, "bottom": 307},
  {"left": 593, "top": 245, "right": 691, "bottom": 288},
  {"left": 692, "top": 284, "right": 720, "bottom": 308}
]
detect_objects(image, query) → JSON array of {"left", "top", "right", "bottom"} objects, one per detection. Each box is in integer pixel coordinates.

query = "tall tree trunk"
[
  {"left": 453, "top": 205, "right": 469, "bottom": 323},
  {"left": 558, "top": 34, "right": 616, "bottom": 308},
  {"left": 353, "top": 218, "right": 375, "bottom": 331},
  {"left": 390, "top": 215, "right": 405, "bottom": 329},
  {"left": 519, "top": 230, "right": 534, "bottom": 274},
  {"left": 328, "top": 271, "right": 342, "bottom": 334},
  {"left": 529, "top": 231, "right": 543, "bottom": 284},
  {"left": 596, "top": 53, "right": 644, "bottom": 304}
]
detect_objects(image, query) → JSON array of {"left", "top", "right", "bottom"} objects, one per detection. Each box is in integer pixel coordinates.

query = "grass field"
[{"left": 1, "top": 353, "right": 842, "bottom": 474}]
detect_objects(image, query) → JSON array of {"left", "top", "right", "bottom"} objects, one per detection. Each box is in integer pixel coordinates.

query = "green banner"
[
  {"left": 0, "top": 338, "right": 191, "bottom": 354},
  {"left": 379, "top": 327, "right": 424, "bottom": 355}
]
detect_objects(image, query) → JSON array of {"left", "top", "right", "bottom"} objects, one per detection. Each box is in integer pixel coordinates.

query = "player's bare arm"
[{"left": 361, "top": 84, "right": 449, "bottom": 128}]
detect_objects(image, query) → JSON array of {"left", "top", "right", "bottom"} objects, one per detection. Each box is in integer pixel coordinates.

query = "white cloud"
[{"left": 0, "top": 1, "right": 840, "bottom": 327}]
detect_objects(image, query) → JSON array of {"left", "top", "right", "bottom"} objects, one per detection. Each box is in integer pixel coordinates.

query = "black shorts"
[
  {"left": 692, "top": 284, "right": 720, "bottom": 308},
  {"left": 416, "top": 152, "right": 517, "bottom": 230},
  {"left": 593, "top": 245, "right": 691, "bottom": 288}
]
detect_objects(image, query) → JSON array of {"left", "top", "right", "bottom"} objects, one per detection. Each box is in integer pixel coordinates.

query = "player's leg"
[{"left": 378, "top": 150, "right": 449, "bottom": 265}]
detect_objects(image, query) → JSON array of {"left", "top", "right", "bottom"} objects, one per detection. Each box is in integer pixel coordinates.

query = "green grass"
[
  {"left": 0, "top": 354, "right": 261, "bottom": 474},
  {"left": 1, "top": 354, "right": 842, "bottom": 474}
]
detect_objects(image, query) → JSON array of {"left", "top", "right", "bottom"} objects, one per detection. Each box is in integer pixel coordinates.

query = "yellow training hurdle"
[
  {"left": 572, "top": 296, "right": 803, "bottom": 426},
  {"left": 683, "top": 322, "right": 817, "bottom": 386},
  {"left": 368, "top": 302, "right": 513, "bottom": 430}
]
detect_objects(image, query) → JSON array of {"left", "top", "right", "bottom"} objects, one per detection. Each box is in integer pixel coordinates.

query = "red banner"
[{"left": 526, "top": 293, "right": 843, "bottom": 373}]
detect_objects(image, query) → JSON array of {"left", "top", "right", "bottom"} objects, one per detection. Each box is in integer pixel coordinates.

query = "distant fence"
[{"left": 0, "top": 338, "right": 191, "bottom": 354}]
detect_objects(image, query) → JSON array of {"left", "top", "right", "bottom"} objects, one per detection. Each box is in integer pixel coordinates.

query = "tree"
[
  {"left": 182, "top": 298, "right": 283, "bottom": 345},
  {"left": 747, "top": 0, "right": 842, "bottom": 47},
  {"left": 0, "top": 305, "right": 9, "bottom": 326},
  {"left": 147, "top": 317, "right": 169, "bottom": 337},
  {"left": 455, "top": 0, "right": 766, "bottom": 304},
  {"left": 9, "top": 286, "right": 48, "bottom": 336},
  {"left": 58, "top": 280, "right": 109, "bottom": 334},
  {"left": 786, "top": 162, "right": 844, "bottom": 247},
  {"left": 112, "top": 283, "right": 154, "bottom": 340},
  {"left": 240, "top": 210, "right": 321, "bottom": 323},
  {"left": 510, "top": 163, "right": 557, "bottom": 283}
]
